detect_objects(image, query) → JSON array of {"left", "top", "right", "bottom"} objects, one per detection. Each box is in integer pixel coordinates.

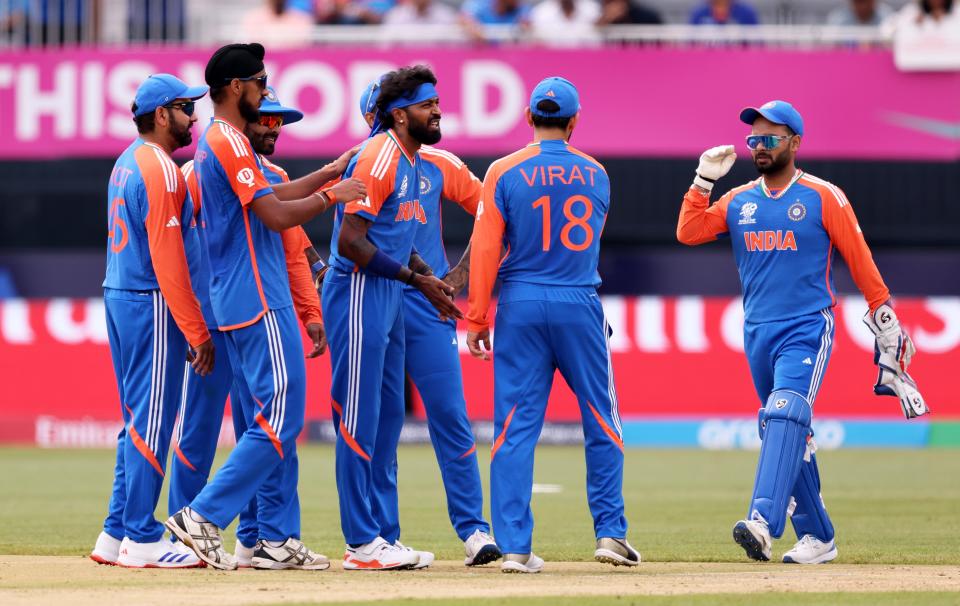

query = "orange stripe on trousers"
[
  {"left": 490, "top": 404, "right": 517, "bottom": 461},
  {"left": 124, "top": 404, "right": 165, "bottom": 476},
  {"left": 173, "top": 441, "right": 197, "bottom": 472},
  {"left": 338, "top": 420, "right": 371, "bottom": 461},
  {"left": 587, "top": 401, "right": 624, "bottom": 452}
]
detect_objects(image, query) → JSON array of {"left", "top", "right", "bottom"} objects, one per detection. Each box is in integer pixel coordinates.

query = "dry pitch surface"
[{"left": 2, "top": 556, "right": 960, "bottom": 605}]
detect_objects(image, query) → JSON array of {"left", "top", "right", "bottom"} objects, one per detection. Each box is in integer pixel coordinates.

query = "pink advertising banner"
[{"left": 1, "top": 47, "right": 958, "bottom": 160}]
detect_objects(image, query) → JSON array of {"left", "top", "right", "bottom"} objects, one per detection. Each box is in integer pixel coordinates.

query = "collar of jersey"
[
  {"left": 526, "top": 140, "right": 567, "bottom": 148},
  {"left": 212, "top": 118, "right": 246, "bottom": 138},
  {"left": 759, "top": 169, "right": 804, "bottom": 200},
  {"left": 386, "top": 129, "right": 417, "bottom": 166},
  {"left": 140, "top": 139, "right": 171, "bottom": 157}
]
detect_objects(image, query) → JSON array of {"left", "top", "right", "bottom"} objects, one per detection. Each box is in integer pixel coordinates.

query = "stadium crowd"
[{"left": 2, "top": 0, "right": 956, "bottom": 46}]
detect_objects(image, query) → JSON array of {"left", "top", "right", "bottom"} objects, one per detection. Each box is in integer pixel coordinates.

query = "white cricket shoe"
[
  {"left": 464, "top": 529, "right": 502, "bottom": 566},
  {"left": 252, "top": 538, "right": 330, "bottom": 570},
  {"left": 235, "top": 540, "right": 255, "bottom": 569},
  {"left": 116, "top": 537, "right": 202, "bottom": 568},
  {"left": 165, "top": 507, "right": 237, "bottom": 570},
  {"left": 342, "top": 536, "right": 419, "bottom": 571},
  {"left": 501, "top": 552, "right": 544, "bottom": 574},
  {"left": 90, "top": 531, "right": 121, "bottom": 565},
  {"left": 594, "top": 537, "right": 641, "bottom": 567},
  {"left": 783, "top": 535, "right": 838, "bottom": 564},
  {"left": 733, "top": 517, "right": 773, "bottom": 562},
  {"left": 394, "top": 541, "right": 434, "bottom": 569}
]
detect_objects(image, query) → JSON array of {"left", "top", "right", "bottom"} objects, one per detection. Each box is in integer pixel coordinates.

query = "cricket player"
[
  {"left": 90, "top": 74, "right": 210, "bottom": 569},
  {"left": 341, "top": 79, "right": 501, "bottom": 567},
  {"left": 677, "top": 100, "right": 926, "bottom": 564},
  {"left": 168, "top": 86, "right": 355, "bottom": 569},
  {"left": 165, "top": 43, "right": 366, "bottom": 570},
  {"left": 466, "top": 77, "right": 640, "bottom": 573},
  {"left": 323, "top": 65, "right": 462, "bottom": 570}
]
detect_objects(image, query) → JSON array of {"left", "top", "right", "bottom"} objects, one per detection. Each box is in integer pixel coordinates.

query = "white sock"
[
  {"left": 188, "top": 509, "right": 208, "bottom": 524},
  {"left": 265, "top": 540, "right": 286, "bottom": 548}
]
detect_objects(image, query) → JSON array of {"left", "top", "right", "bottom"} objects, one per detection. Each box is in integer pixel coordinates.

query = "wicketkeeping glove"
[
  {"left": 863, "top": 303, "right": 928, "bottom": 419},
  {"left": 694, "top": 145, "right": 737, "bottom": 192}
]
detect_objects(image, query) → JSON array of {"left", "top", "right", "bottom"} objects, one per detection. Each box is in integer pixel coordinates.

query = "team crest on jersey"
[
  {"left": 738, "top": 202, "right": 758, "bottom": 225},
  {"left": 420, "top": 175, "right": 432, "bottom": 195},
  {"left": 398, "top": 175, "right": 409, "bottom": 198},
  {"left": 787, "top": 202, "right": 806, "bottom": 222}
]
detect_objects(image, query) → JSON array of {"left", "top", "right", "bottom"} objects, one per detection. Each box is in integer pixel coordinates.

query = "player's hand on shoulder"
[
  {"left": 330, "top": 145, "right": 362, "bottom": 176},
  {"left": 305, "top": 322, "right": 327, "bottom": 358},
  {"left": 329, "top": 178, "right": 367, "bottom": 205},
  {"left": 189, "top": 337, "right": 215, "bottom": 376},
  {"left": 467, "top": 329, "right": 491, "bottom": 361},
  {"left": 413, "top": 274, "right": 464, "bottom": 321},
  {"left": 694, "top": 145, "right": 736, "bottom": 192}
]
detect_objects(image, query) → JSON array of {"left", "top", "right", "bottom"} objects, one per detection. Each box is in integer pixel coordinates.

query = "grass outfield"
[{"left": 1, "top": 445, "right": 958, "bottom": 564}]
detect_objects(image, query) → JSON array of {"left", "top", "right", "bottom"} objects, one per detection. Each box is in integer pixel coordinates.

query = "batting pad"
[
  {"left": 750, "top": 390, "right": 812, "bottom": 539},
  {"left": 789, "top": 452, "right": 835, "bottom": 543}
]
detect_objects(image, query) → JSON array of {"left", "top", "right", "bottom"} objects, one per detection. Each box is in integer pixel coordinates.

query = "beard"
[
  {"left": 408, "top": 119, "right": 442, "bottom": 145},
  {"left": 170, "top": 118, "right": 193, "bottom": 148},
  {"left": 239, "top": 95, "right": 261, "bottom": 124},
  {"left": 754, "top": 150, "right": 791, "bottom": 175}
]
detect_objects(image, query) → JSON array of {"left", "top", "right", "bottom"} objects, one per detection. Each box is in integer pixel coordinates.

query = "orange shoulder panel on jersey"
[
  {"left": 676, "top": 181, "right": 754, "bottom": 245},
  {"left": 261, "top": 156, "right": 291, "bottom": 183},
  {"left": 421, "top": 145, "right": 482, "bottom": 216},
  {"left": 801, "top": 174, "right": 890, "bottom": 312},
  {"left": 135, "top": 144, "right": 209, "bottom": 347},
  {"left": 567, "top": 145, "right": 607, "bottom": 174},
  {"left": 207, "top": 121, "right": 273, "bottom": 206},
  {"left": 466, "top": 145, "right": 542, "bottom": 333},
  {"left": 344, "top": 133, "right": 398, "bottom": 218},
  {"left": 181, "top": 160, "right": 201, "bottom": 218}
]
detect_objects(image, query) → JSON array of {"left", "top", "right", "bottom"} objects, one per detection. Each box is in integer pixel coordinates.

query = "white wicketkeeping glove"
[
  {"left": 863, "top": 303, "right": 928, "bottom": 419},
  {"left": 863, "top": 303, "right": 916, "bottom": 372},
  {"left": 693, "top": 145, "right": 737, "bottom": 192}
]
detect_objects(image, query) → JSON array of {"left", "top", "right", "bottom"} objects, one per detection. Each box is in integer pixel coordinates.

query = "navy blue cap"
[
  {"left": 259, "top": 87, "right": 303, "bottom": 125},
  {"left": 359, "top": 80, "right": 381, "bottom": 116},
  {"left": 133, "top": 74, "right": 208, "bottom": 117},
  {"left": 739, "top": 100, "right": 804, "bottom": 136},
  {"left": 530, "top": 76, "right": 580, "bottom": 119}
]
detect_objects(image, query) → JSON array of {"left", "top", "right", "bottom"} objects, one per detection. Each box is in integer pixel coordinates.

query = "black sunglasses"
[
  {"left": 164, "top": 100, "right": 196, "bottom": 117},
  {"left": 228, "top": 74, "right": 268, "bottom": 90}
]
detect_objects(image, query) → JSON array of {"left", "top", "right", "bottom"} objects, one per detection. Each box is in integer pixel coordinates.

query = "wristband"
[
  {"left": 321, "top": 187, "right": 336, "bottom": 205},
  {"left": 366, "top": 249, "right": 403, "bottom": 279},
  {"left": 693, "top": 173, "right": 716, "bottom": 192},
  {"left": 311, "top": 260, "right": 327, "bottom": 273}
]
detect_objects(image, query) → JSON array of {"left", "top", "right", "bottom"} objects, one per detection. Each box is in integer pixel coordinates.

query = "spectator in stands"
[
  {"left": 384, "top": 0, "right": 458, "bottom": 26},
  {"left": 689, "top": 0, "right": 759, "bottom": 25},
  {"left": 128, "top": 0, "right": 186, "bottom": 42},
  {"left": 886, "top": 0, "right": 957, "bottom": 30},
  {"left": 460, "top": 0, "right": 530, "bottom": 41},
  {"left": 530, "top": 0, "right": 601, "bottom": 45},
  {"left": 241, "top": 0, "right": 313, "bottom": 48},
  {"left": 1, "top": 0, "right": 96, "bottom": 45},
  {"left": 827, "top": 0, "right": 894, "bottom": 26},
  {"left": 317, "top": 0, "right": 396, "bottom": 24},
  {"left": 596, "top": 0, "right": 663, "bottom": 25}
]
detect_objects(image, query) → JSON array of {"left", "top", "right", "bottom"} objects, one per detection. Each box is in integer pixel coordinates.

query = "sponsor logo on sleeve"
[{"left": 236, "top": 168, "right": 256, "bottom": 188}]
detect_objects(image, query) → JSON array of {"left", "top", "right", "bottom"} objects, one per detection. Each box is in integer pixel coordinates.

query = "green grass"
[{"left": 1, "top": 445, "right": 958, "bottom": 564}]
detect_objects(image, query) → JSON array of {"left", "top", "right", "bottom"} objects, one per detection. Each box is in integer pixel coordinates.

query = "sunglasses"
[
  {"left": 258, "top": 114, "right": 284, "bottom": 129},
  {"left": 745, "top": 134, "right": 792, "bottom": 150},
  {"left": 229, "top": 74, "right": 268, "bottom": 90},
  {"left": 165, "top": 100, "right": 196, "bottom": 117}
]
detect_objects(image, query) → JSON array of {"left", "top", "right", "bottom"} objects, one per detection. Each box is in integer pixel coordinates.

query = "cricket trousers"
[
  {"left": 323, "top": 270, "right": 406, "bottom": 546},
  {"left": 188, "top": 307, "right": 305, "bottom": 542},
  {"left": 102, "top": 288, "right": 188, "bottom": 543},
  {"left": 167, "top": 328, "right": 259, "bottom": 548},
  {"left": 328, "top": 287, "right": 490, "bottom": 543},
  {"left": 490, "top": 284, "right": 627, "bottom": 554},
  {"left": 744, "top": 309, "right": 836, "bottom": 542}
]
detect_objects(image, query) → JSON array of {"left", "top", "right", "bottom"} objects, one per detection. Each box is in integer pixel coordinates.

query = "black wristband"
[{"left": 696, "top": 173, "right": 716, "bottom": 183}]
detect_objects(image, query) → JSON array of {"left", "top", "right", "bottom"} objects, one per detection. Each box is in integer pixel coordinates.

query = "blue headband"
[{"left": 383, "top": 82, "right": 438, "bottom": 114}]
